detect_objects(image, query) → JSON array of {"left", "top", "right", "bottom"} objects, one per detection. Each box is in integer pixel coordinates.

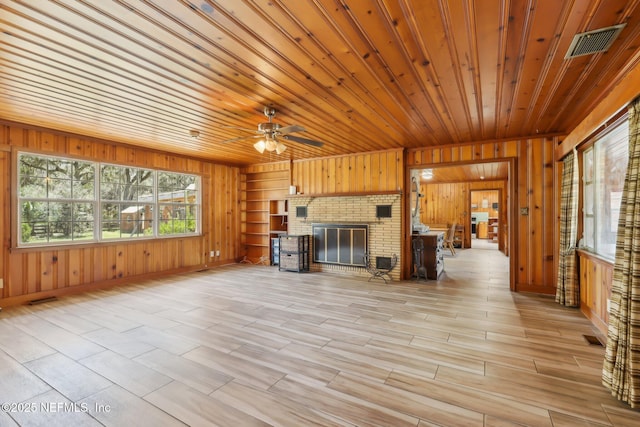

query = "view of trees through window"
[
  {"left": 18, "top": 153, "right": 200, "bottom": 246},
  {"left": 581, "top": 118, "right": 629, "bottom": 260}
]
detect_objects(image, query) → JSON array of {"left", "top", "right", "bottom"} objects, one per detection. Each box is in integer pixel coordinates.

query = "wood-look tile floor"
[{"left": 1, "top": 247, "right": 639, "bottom": 426}]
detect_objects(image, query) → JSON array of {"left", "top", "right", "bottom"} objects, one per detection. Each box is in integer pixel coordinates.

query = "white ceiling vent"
[{"left": 565, "top": 24, "right": 626, "bottom": 59}]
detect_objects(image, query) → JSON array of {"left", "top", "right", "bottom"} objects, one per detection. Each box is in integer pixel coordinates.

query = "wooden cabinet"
[
  {"left": 279, "top": 235, "right": 310, "bottom": 272},
  {"left": 417, "top": 232, "right": 444, "bottom": 279},
  {"left": 487, "top": 217, "right": 498, "bottom": 242},
  {"left": 477, "top": 221, "right": 488, "bottom": 239}
]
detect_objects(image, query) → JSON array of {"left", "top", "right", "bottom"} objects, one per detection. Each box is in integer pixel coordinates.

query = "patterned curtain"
[
  {"left": 602, "top": 97, "right": 640, "bottom": 408},
  {"left": 555, "top": 150, "right": 579, "bottom": 306}
]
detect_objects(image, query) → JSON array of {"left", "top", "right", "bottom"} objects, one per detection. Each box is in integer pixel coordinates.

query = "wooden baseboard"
[
  {"left": 581, "top": 304, "right": 608, "bottom": 337},
  {"left": 0, "top": 261, "right": 237, "bottom": 308},
  {"left": 515, "top": 284, "right": 556, "bottom": 295}
]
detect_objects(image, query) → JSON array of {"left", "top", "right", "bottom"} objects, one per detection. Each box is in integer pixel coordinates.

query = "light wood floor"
[{"left": 1, "top": 247, "right": 639, "bottom": 426}]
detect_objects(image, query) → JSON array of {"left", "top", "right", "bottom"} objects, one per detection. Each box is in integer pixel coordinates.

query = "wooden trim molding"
[{"left": 287, "top": 190, "right": 402, "bottom": 199}]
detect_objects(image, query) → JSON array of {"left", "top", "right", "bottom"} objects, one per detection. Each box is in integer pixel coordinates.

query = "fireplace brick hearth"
[{"left": 287, "top": 194, "right": 401, "bottom": 281}]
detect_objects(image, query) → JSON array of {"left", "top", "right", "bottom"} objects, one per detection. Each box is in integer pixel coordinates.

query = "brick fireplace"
[{"left": 287, "top": 194, "right": 401, "bottom": 281}]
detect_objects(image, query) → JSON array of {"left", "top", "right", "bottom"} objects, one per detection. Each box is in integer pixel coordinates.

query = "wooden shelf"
[
  {"left": 487, "top": 217, "right": 498, "bottom": 242},
  {"left": 242, "top": 168, "right": 291, "bottom": 264}
]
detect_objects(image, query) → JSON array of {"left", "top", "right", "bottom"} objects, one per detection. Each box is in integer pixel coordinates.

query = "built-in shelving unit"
[
  {"left": 488, "top": 217, "right": 499, "bottom": 243},
  {"left": 241, "top": 166, "right": 290, "bottom": 263}
]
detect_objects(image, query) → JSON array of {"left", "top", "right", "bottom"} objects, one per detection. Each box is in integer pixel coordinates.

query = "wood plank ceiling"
[{"left": 1, "top": 0, "right": 639, "bottom": 168}]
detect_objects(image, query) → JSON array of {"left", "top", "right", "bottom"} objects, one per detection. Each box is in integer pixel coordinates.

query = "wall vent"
[{"left": 565, "top": 24, "right": 626, "bottom": 59}]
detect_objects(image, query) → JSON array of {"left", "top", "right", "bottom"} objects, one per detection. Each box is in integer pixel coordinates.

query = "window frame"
[
  {"left": 14, "top": 150, "right": 201, "bottom": 249},
  {"left": 579, "top": 115, "right": 629, "bottom": 261}
]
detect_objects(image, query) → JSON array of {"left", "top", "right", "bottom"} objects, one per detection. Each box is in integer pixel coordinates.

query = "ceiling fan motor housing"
[{"left": 258, "top": 122, "right": 280, "bottom": 134}]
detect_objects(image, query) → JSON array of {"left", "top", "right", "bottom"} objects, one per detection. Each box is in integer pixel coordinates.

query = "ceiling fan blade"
[
  {"left": 282, "top": 134, "right": 324, "bottom": 147},
  {"left": 279, "top": 124, "right": 305, "bottom": 135},
  {"left": 220, "top": 134, "right": 262, "bottom": 144},
  {"left": 221, "top": 125, "right": 260, "bottom": 133}
]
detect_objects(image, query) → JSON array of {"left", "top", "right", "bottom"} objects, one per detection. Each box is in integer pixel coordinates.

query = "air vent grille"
[{"left": 565, "top": 24, "right": 626, "bottom": 59}]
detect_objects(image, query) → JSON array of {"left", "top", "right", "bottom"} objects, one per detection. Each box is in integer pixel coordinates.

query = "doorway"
[
  {"left": 470, "top": 189, "right": 500, "bottom": 250},
  {"left": 406, "top": 160, "right": 514, "bottom": 288}
]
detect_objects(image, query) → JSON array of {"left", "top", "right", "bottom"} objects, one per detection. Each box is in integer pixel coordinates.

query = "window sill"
[
  {"left": 10, "top": 234, "right": 203, "bottom": 253},
  {"left": 576, "top": 248, "right": 614, "bottom": 266}
]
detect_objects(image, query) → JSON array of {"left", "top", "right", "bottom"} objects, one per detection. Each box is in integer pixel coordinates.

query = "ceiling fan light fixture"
[
  {"left": 265, "top": 136, "right": 277, "bottom": 152},
  {"left": 276, "top": 142, "right": 287, "bottom": 154},
  {"left": 254, "top": 140, "right": 266, "bottom": 153}
]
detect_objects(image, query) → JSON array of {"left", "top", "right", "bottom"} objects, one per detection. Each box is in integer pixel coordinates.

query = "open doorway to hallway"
[
  {"left": 470, "top": 189, "right": 500, "bottom": 251},
  {"left": 408, "top": 161, "right": 511, "bottom": 281}
]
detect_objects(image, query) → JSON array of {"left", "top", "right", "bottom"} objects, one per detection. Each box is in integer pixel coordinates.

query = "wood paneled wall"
[
  {"left": 578, "top": 252, "right": 613, "bottom": 336},
  {"left": 420, "top": 180, "right": 507, "bottom": 250},
  {"left": 0, "top": 124, "right": 241, "bottom": 306},
  {"left": 291, "top": 149, "right": 404, "bottom": 195},
  {"left": 420, "top": 182, "right": 468, "bottom": 227},
  {"left": 408, "top": 138, "right": 557, "bottom": 294}
]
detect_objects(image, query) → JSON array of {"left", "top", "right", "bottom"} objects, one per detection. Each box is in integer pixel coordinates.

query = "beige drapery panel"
[
  {"left": 556, "top": 150, "right": 579, "bottom": 306},
  {"left": 602, "top": 97, "right": 640, "bottom": 408}
]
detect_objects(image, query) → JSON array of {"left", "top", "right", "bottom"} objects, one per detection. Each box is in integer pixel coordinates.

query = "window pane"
[
  {"left": 20, "top": 155, "right": 47, "bottom": 177},
  {"left": 595, "top": 121, "right": 628, "bottom": 259},
  {"left": 157, "top": 172, "right": 175, "bottom": 192},
  {"left": 22, "top": 222, "right": 49, "bottom": 243},
  {"left": 48, "top": 202, "right": 73, "bottom": 238},
  {"left": 47, "top": 178, "right": 72, "bottom": 199},
  {"left": 48, "top": 159, "right": 72, "bottom": 179},
  {"left": 73, "top": 221, "right": 94, "bottom": 240},
  {"left": 139, "top": 185, "right": 153, "bottom": 201},
  {"left": 100, "top": 183, "right": 119, "bottom": 200},
  {"left": 582, "top": 119, "right": 628, "bottom": 260},
  {"left": 101, "top": 165, "right": 121, "bottom": 183},
  {"left": 101, "top": 202, "right": 121, "bottom": 221},
  {"left": 21, "top": 201, "right": 48, "bottom": 222},
  {"left": 20, "top": 176, "right": 47, "bottom": 198},
  {"left": 101, "top": 221, "right": 121, "bottom": 239},
  {"left": 139, "top": 170, "right": 154, "bottom": 187},
  {"left": 74, "top": 202, "right": 94, "bottom": 221},
  {"left": 73, "top": 179, "right": 94, "bottom": 200}
]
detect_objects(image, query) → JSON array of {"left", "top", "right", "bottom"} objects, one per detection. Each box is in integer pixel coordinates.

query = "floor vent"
[
  {"left": 28, "top": 296, "right": 58, "bottom": 305},
  {"left": 565, "top": 24, "right": 626, "bottom": 59},
  {"left": 584, "top": 334, "right": 604, "bottom": 346}
]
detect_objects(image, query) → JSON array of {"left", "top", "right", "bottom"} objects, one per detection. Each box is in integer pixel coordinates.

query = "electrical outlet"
[
  {"left": 215, "top": 250, "right": 220, "bottom": 257},
  {"left": 209, "top": 251, "right": 215, "bottom": 257}
]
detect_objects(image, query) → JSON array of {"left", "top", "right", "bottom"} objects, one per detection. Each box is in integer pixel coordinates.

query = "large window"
[
  {"left": 582, "top": 118, "right": 629, "bottom": 260},
  {"left": 18, "top": 153, "right": 200, "bottom": 247}
]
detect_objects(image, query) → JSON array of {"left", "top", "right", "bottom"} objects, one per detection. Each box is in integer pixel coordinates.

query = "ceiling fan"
[{"left": 221, "top": 106, "right": 324, "bottom": 154}]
